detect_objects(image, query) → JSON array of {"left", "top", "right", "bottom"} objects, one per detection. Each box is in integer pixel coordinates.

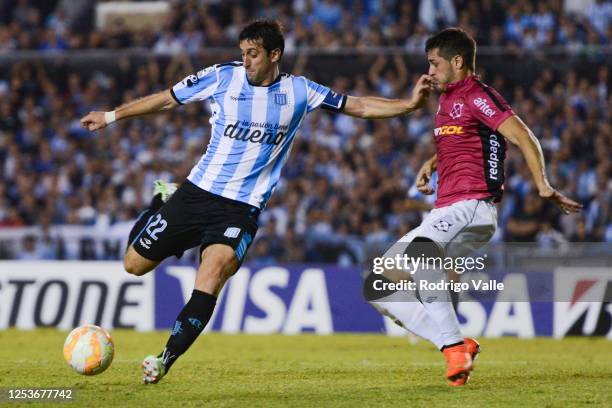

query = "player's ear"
[
  {"left": 269, "top": 48, "right": 281, "bottom": 63},
  {"left": 451, "top": 55, "right": 465, "bottom": 71}
]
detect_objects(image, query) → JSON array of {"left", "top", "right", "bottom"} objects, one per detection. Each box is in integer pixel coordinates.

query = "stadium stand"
[{"left": 0, "top": 0, "right": 610, "bottom": 263}]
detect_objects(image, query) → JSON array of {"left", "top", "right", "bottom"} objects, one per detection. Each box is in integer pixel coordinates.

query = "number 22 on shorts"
[{"left": 145, "top": 214, "right": 167, "bottom": 241}]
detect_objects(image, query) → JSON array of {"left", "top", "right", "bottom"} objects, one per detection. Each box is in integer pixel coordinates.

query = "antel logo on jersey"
[
  {"left": 434, "top": 125, "right": 464, "bottom": 136},
  {"left": 473, "top": 97, "right": 496, "bottom": 117},
  {"left": 488, "top": 134, "right": 501, "bottom": 180},
  {"left": 224, "top": 121, "right": 286, "bottom": 145}
]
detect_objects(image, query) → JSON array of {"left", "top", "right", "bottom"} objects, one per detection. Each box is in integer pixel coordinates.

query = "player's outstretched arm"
[
  {"left": 415, "top": 154, "right": 437, "bottom": 195},
  {"left": 342, "top": 75, "right": 433, "bottom": 119},
  {"left": 498, "top": 115, "right": 583, "bottom": 214},
  {"left": 80, "top": 89, "right": 179, "bottom": 132}
]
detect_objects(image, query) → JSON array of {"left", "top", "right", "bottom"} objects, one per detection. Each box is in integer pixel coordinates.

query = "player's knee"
[
  {"left": 362, "top": 271, "right": 398, "bottom": 301},
  {"left": 196, "top": 265, "right": 230, "bottom": 296},
  {"left": 123, "top": 249, "right": 151, "bottom": 276},
  {"left": 201, "top": 258, "right": 232, "bottom": 283},
  {"left": 123, "top": 258, "right": 145, "bottom": 276},
  {"left": 199, "top": 251, "right": 233, "bottom": 277},
  {"left": 404, "top": 237, "right": 443, "bottom": 259},
  {"left": 195, "top": 245, "right": 239, "bottom": 295}
]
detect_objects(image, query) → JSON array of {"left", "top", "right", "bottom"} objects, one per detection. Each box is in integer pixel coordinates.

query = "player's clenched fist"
[
  {"left": 409, "top": 74, "right": 434, "bottom": 109},
  {"left": 80, "top": 111, "right": 108, "bottom": 132}
]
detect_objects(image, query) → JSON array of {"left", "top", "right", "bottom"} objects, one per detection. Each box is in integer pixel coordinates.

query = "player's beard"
[
  {"left": 432, "top": 80, "right": 446, "bottom": 93},
  {"left": 433, "top": 71, "right": 454, "bottom": 92},
  {"left": 246, "top": 71, "right": 259, "bottom": 84}
]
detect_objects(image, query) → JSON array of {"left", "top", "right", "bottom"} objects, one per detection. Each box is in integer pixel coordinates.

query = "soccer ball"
[{"left": 63, "top": 325, "right": 114, "bottom": 375}]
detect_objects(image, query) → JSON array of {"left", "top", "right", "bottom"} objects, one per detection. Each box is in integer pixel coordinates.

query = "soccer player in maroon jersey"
[{"left": 366, "top": 28, "right": 582, "bottom": 386}]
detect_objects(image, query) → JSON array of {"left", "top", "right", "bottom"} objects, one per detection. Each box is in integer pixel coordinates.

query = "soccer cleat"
[
  {"left": 464, "top": 337, "right": 481, "bottom": 361},
  {"left": 142, "top": 355, "right": 166, "bottom": 384},
  {"left": 153, "top": 179, "right": 178, "bottom": 203},
  {"left": 442, "top": 343, "right": 473, "bottom": 386}
]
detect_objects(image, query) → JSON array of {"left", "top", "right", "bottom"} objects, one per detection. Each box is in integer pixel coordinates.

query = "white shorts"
[{"left": 388, "top": 199, "right": 498, "bottom": 259}]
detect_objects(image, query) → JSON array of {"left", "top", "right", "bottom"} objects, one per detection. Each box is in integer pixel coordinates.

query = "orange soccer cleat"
[
  {"left": 442, "top": 342, "right": 473, "bottom": 386},
  {"left": 463, "top": 337, "right": 481, "bottom": 361}
]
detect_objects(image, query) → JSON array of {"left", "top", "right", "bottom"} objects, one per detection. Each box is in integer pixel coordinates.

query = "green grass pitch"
[{"left": 1, "top": 329, "right": 611, "bottom": 407}]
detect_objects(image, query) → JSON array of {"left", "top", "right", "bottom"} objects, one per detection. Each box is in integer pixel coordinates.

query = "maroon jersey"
[{"left": 434, "top": 75, "right": 515, "bottom": 208}]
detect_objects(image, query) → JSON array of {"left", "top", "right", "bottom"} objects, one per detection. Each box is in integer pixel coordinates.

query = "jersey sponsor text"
[{"left": 473, "top": 97, "right": 496, "bottom": 117}]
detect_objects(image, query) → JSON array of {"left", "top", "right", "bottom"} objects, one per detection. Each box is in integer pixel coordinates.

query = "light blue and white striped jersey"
[{"left": 171, "top": 62, "right": 345, "bottom": 209}]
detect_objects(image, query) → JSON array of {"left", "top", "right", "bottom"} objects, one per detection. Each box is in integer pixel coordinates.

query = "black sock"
[
  {"left": 160, "top": 289, "right": 217, "bottom": 372},
  {"left": 440, "top": 340, "right": 465, "bottom": 352},
  {"left": 127, "top": 194, "right": 164, "bottom": 247}
]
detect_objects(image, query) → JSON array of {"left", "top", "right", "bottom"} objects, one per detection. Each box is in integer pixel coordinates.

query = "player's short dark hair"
[
  {"left": 239, "top": 20, "right": 285, "bottom": 60},
  {"left": 425, "top": 28, "right": 476, "bottom": 71}
]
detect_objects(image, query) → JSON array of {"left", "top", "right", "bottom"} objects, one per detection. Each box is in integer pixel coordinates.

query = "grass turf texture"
[{"left": 1, "top": 330, "right": 611, "bottom": 407}]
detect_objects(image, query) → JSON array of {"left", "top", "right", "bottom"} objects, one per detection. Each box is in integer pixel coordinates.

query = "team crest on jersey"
[
  {"left": 449, "top": 102, "right": 463, "bottom": 119},
  {"left": 433, "top": 218, "right": 453, "bottom": 233},
  {"left": 274, "top": 93, "right": 287, "bottom": 105}
]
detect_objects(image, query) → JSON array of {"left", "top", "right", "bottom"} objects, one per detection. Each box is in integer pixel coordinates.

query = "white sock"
[
  {"left": 371, "top": 291, "right": 446, "bottom": 349},
  {"left": 413, "top": 267, "right": 463, "bottom": 347}
]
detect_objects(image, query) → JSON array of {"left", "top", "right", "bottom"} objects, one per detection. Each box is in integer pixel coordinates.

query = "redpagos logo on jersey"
[
  {"left": 449, "top": 102, "right": 463, "bottom": 119},
  {"left": 473, "top": 97, "right": 496, "bottom": 117}
]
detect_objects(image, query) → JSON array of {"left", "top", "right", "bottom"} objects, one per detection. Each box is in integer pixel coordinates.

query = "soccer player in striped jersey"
[
  {"left": 80, "top": 20, "right": 433, "bottom": 383},
  {"left": 364, "top": 28, "right": 582, "bottom": 386}
]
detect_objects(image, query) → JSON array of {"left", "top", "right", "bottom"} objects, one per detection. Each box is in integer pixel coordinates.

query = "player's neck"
[
  {"left": 258, "top": 66, "right": 280, "bottom": 87},
  {"left": 450, "top": 70, "right": 473, "bottom": 84},
  {"left": 444, "top": 70, "right": 475, "bottom": 92}
]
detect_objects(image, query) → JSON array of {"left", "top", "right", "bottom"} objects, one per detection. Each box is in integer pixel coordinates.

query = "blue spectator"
[{"left": 311, "top": 0, "right": 343, "bottom": 30}]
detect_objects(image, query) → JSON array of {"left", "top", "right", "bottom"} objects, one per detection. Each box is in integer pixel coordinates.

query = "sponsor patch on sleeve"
[{"left": 321, "top": 90, "right": 347, "bottom": 112}]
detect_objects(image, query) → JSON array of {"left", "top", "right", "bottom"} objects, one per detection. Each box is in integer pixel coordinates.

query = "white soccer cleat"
[
  {"left": 153, "top": 179, "right": 178, "bottom": 203},
  {"left": 142, "top": 355, "right": 166, "bottom": 384}
]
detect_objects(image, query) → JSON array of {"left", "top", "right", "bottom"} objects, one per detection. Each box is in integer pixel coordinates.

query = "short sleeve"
[
  {"left": 171, "top": 65, "right": 219, "bottom": 105},
  {"left": 303, "top": 77, "right": 346, "bottom": 113},
  {"left": 469, "top": 83, "right": 515, "bottom": 131}
]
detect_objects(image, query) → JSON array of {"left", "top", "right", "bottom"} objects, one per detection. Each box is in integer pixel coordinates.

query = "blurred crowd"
[
  {"left": 0, "top": 0, "right": 611, "bottom": 55},
  {"left": 0, "top": 1, "right": 610, "bottom": 263},
  {"left": 1, "top": 55, "right": 609, "bottom": 262}
]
